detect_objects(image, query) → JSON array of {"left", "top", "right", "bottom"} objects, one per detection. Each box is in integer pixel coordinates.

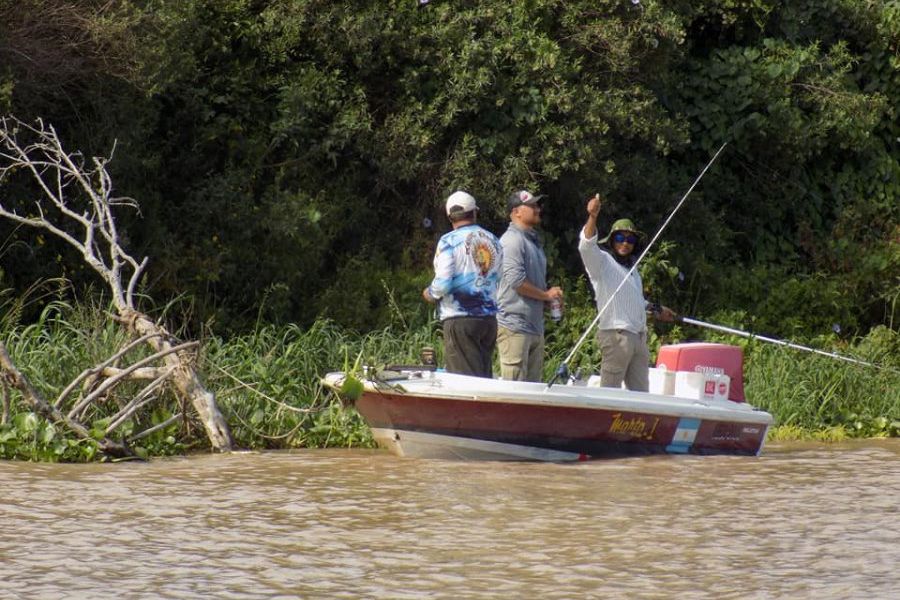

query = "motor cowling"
[{"left": 656, "top": 343, "right": 745, "bottom": 402}]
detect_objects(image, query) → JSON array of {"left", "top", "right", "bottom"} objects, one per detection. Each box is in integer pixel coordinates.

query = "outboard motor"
[{"left": 655, "top": 343, "right": 745, "bottom": 402}]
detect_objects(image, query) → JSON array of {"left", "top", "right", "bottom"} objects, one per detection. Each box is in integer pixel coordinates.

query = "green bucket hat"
[{"left": 599, "top": 218, "right": 645, "bottom": 244}]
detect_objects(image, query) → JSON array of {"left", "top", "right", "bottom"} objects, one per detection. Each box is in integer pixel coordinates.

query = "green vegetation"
[
  {"left": 2, "top": 296, "right": 897, "bottom": 461},
  {"left": 1, "top": 1, "right": 896, "bottom": 336},
  {"left": 746, "top": 328, "right": 900, "bottom": 441},
  {"left": 0, "top": 2, "right": 897, "bottom": 459}
]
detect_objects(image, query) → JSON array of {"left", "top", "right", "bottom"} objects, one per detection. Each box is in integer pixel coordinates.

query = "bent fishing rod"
[
  {"left": 677, "top": 316, "right": 898, "bottom": 373},
  {"left": 546, "top": 142, "right": 729, "bottom": 389}
]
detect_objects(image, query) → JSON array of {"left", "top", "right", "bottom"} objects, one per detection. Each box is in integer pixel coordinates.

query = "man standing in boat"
[
  {"left": 423, "top": 190, "right": 503, "bottom": 378},
  {"left": 496, "top": 190, "right": 564, "bottom": 382},
  {"left": 579, "top": 194, "right": 676, "bottom": 391}
]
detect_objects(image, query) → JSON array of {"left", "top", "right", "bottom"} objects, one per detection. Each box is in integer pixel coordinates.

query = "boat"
[
  {"left": 319, "top": 149, "right": 781, "bottom": 462},
  {"left": 322, "top": 342, "right": 774, "bottom": 461}
]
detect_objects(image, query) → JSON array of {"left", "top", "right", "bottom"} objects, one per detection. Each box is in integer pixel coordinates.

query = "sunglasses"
[{"left": 612, "top": 232, "right": 638, "bottom": 244}]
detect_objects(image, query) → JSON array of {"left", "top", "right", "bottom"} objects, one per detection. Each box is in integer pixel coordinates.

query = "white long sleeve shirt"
[{"left": 578, "top": 228, "right": 648, "bottom": 334}]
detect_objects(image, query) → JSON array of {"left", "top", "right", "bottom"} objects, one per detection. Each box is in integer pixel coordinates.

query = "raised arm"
[{"left": 583, "top": 194, "right": 601, "bottom": 239}]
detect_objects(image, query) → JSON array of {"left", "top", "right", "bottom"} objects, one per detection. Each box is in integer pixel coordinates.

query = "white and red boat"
[{"left": 322, "top": 343, "right": 773, "bottom": 461}]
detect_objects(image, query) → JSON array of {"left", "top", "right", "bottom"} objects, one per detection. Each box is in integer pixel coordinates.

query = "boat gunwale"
[{"left": 322, "top": 370, "right": 774, "bottom": 425}]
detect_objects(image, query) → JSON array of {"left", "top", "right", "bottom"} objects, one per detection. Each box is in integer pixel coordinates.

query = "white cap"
[{"left": 445, "top": 190, "right": 478, "bottom": 216}]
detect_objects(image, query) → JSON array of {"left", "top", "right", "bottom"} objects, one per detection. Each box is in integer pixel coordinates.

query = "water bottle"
[{"left": 549, "top": 298, "right": 562, "bottom": 322}]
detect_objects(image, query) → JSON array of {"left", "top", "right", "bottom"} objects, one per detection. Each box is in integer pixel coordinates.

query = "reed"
[
  {"left": 2, "top": 297, "right": 897, "bottom": 461},
  {"left": 202, "top": 320, "right": 443, "bottom": 450},
  {"left": 197, "top": 317, "right": 900, "bottom": 446},
  {"left": 744, "top": 340, "right": 900, "bottom": 440}
]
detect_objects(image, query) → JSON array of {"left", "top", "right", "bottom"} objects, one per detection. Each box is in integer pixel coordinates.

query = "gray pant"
[
  {"left": 596, "top": 329, "right": 650, "bottom": 392},
  {"left": 443, "top": 316, "right": 498, "bottom": 378}
]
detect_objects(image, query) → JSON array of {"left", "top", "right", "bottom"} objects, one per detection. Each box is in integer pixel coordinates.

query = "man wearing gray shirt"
[{"left": 496, "top": 190, "right": 564, "bottom": 382}]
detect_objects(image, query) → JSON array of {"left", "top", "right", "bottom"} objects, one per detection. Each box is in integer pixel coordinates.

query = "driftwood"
[
  {"left": 0, "top": 341, "right": 131, "bottom": 457},
  {"left": 0, "top": 116, "right": 233, "bottom": 454}
]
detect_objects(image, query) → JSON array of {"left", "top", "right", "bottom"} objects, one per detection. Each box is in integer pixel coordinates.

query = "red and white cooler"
[{"left": 655, "top": 342, "right": 745, "bottom": 402}]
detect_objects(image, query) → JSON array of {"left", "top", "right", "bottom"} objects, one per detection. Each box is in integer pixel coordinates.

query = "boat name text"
[{"left": 609, "top": 413, "right": 660, "bottom": 440}]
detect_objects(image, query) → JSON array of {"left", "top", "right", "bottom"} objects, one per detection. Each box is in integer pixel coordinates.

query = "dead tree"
[{"left": 0, "top": 116, "right": 233, "bottom": 453}]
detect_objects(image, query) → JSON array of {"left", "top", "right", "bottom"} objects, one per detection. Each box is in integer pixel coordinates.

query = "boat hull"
[
  {"left": 369, "top": 428, "right": 587, "bottom": 461},
  {"left": 323, "top": 370, "right": 772, "bottom": 461}
]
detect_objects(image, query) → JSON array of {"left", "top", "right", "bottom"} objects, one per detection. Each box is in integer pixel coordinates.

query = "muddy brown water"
[{"left": 2, "top": 440, "right": 898, "bottom": 599}]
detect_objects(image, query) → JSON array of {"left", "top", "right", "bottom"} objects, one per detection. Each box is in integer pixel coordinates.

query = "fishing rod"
[
  {"left": 546, "top": 142, "right": 729, "bottom": 389},
  {"left": 677, "top": 316, "right": 897, "bottom": 372}
]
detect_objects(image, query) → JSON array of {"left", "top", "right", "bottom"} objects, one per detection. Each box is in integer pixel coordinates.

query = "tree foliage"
[{"left": 0, "top": 0, "right": 897, "bottom": 340}]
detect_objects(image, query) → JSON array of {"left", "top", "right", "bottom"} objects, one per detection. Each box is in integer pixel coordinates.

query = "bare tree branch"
[
  {"left": 128, "top": 413, "right": 182, "bottom": 443},
  {"left": 0, "top": 116, "right": 145, "bottom": 309},
  {"left": 1, "top": 380, "right": 9, "bottom": 425},
  {"left": 54, "top": 331, "right": 162, "bottom": 408},
  {"left": 0, "top": 341, "right": 131, "bottom": 457},
  {"left": 100, "top": 366, "right": 172, "bottom": 380},
  {"left": 67, "top": 340, "right": 198, "bottom": 420},
  {"left": 0, "top": 116, "right": 234, "bottom": 452},
  {"left": 105, "top": 365, "right": 177, "bottom": 435}
]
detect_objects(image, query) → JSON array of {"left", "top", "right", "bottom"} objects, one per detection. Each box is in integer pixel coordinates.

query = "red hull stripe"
[{"left": 356, "top": 393, "right": 766, "bottom": 457}]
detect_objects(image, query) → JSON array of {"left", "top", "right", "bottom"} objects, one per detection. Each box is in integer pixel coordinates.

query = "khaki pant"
[
  {"left": 497, "top": 326, "right": 545, "bottom": 382},
  {"left": 596, "top": 329, "right": 650, "bottom": 392}
]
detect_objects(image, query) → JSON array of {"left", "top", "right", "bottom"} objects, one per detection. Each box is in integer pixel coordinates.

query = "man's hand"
[
  {"left": 546, "top": 286, "right": 564, "bottom": 302},
  {"left": 583, "top": 194, "right": 602, "bottom": 238},
  {"left": 654, "top": 305, "right": 676, "bottom": 322},
  {"left": 422, "top": 287, "right": 435, "bottom": 303},
  {"left": 586, "top": 194, "right": 601, "bottom": 218}
]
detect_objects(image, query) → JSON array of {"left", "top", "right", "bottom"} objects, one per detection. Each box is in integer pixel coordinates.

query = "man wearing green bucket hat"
[{"left": 578, "top": 194, "right": 675, "bottom": 391}]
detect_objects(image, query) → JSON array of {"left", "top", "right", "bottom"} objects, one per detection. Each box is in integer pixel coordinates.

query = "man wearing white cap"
[
  {"left": 423, "top": 190, "right": 503, "bottom": 377},
  {"left": 496, "top": 190, "right": 564, "bottom": 382}
]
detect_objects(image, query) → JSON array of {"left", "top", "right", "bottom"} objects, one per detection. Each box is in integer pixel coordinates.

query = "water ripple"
[{"left": 1, "top": 442, "right": 898, "bottom": 598}]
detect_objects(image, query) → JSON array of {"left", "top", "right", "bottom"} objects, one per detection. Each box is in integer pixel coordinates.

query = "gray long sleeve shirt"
[{"left": 497, "top": 223, "right": 547, "bottom": 335}]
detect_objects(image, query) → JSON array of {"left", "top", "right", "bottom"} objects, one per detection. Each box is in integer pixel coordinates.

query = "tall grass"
[
  {"left": 202, "top": 319, "right": 444, "bottom": 450},
  {"left": 745, "top": 337, "right": 900, "bottom": 440},
  {"left": 0, "top": 294, "right": 444, "bottom": 457},
  {"left": 2, "top": 296, "right": 898, "bottom": 461}
]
